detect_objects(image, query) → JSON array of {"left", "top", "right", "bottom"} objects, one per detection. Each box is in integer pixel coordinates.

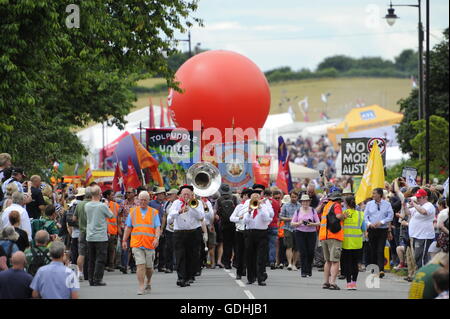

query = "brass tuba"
[{"left": 186, "top": 162, "right": 222, "bottom": 198}]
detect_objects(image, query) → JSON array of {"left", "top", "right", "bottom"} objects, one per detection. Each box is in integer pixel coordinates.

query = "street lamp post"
[
  {"left": 384, "top": 0, "right": 424, "bottom": 120},
  {"left": 384, "top": 0, "right": 430, "bottom": 183},
  {"left": 176, "top": 30, "right": 192, "bottom": 57}
]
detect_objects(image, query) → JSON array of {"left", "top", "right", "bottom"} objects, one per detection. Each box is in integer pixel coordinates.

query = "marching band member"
[
  {"left": 243, "top": 189, "right": 272, "bottom": 286},
  {"left": 230, "top": 188, "right": 252, "bottom": 280},
  {"left": 201, "top": 197, "right": 215, "bottom": 269},
  {"left": 167, "top": 185, "right": 205, "bottom": 288}
]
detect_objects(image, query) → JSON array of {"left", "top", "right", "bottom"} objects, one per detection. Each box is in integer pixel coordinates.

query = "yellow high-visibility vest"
[{"left": 342, "top": 209, "right": 364, "bottom": 250}]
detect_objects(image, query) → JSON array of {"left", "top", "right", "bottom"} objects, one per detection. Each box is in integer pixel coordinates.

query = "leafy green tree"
[
  {"left": 354, "top": 57, "right": 395, "bottom": 70},
  {"left": 0, "top": 0, "right": 201, "bottom": 175},
  {"left": 410, "top": 115, "right": 449, "bottom": 174},
  {"left": 317, "top": 55, "right": 355, "bottom": 72},
  {"left": 396, "top": 28, "right": 449, "bottom": 158},
  {"left": 395, "top": 49, "right": 419, "bottom": 75}
]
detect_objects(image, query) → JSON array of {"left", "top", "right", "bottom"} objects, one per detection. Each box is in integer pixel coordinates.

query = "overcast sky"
[{"left": 174, "top": 0, "right": 449, "bottom": 72}]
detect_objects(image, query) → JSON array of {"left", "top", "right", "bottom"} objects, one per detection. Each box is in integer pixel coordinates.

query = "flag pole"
[{"left": 140, "top": 169, "right": 146, "bottom": 186}]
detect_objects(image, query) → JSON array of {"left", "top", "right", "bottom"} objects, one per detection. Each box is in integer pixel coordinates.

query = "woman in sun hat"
[{"left": 291, "top": 194, "right": 320, "bottom": 277}]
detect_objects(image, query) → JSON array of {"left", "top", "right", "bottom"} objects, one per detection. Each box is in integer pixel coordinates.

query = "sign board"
[
  {"left": 402, "top": 167, "right": 418, "bottom": 187},
  {"left": 146, "top": 129, "right": 201, "bottom": 188},
  {"left": 341, "top": 138, "right": 386, "bottom": 176},
  {"left": 215, "top": 142, "right": 254, "bottom": 191}
]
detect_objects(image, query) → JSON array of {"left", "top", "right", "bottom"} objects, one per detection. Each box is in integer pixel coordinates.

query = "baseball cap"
[{"left": 415, "top": 189, "right": 428, "bottom": 198}]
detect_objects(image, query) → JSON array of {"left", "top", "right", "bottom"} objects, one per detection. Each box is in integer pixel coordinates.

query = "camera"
[
  {"left": 303, "top": 219, "right": 312, "bottom": 226},
  {"left": 319, "top": 170, "right": 324, "bottom": 177}
]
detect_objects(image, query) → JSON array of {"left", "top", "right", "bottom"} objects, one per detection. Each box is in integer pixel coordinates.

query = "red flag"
[
  {"left": 159, "top": 98, "right": 165, "bottom": 128},
  {"left": 149, "top": 97, "right": 155, "bottom": 128},
  {"left": 124, "top": 157, "right": 141, "bottom": 189},
  {"left": 112, "top": 164, "right": 125, "bottom": 193},
  {"left": 252, "top": 160, "right": 269, "bottom": 188},
  {"left": 130, "top": 135, "right": 164, "bottom": 186},
  {"left": 276, "top": 160, "right": 289, "bottom": 194}
]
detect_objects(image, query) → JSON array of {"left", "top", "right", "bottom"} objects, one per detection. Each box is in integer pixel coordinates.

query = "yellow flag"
[{"left": 355, "top": 140, "right": 385, "bottom": 204}]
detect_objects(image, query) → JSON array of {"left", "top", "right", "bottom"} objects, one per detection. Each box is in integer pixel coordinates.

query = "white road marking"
[
  {"left": 223, "top": 269, "right": 255, "bottom": 299},
  {"left": 244, "top": 290, "right": 256, "bottom": 299}
]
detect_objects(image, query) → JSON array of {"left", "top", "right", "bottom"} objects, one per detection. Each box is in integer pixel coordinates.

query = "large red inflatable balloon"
[{"left": 168, "top": 50, "right": 270, "bottom": 140}]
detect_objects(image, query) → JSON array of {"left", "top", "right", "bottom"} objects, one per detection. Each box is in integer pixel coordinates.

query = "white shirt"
[
  {"left": 202, "top": 200, "right": 214, "bottom": 226},
  {"left": 1, "top": 203, "right": 32, "bottom": 241},
  {"left": 243, "top": 198, "right": 274, "bottom": 219},
  {"left": 230, "top": 202, "right": 247, "bottom": 231},
  {"left": 408, "top": 201, "right": 436, "bottom": 240},
  {"left": 243, "top": 202, "right": 272, "bottom": 230},
  {"left": 1, "top": 178, "right": 23, "bottom": 194},
  {"left": 168, "top": 199, "right": 205, "bottom": 231},
  {"left": 164, "top": 201, "right": 175, "bottom": 233},
  {"left": 437, "top": 208, "right": 448, "bottom": 228}
]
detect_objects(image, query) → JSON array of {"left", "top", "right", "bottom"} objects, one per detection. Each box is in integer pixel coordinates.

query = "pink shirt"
[{"left": 292, "top": 207, "right": 320, "bottom": 232}]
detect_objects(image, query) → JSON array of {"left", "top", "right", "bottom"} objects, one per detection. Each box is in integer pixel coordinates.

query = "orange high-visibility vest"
[
  {"left": 319, "top": 201, "right": 344, "bottom": 241},
  {"left": 130, "top": 206, "right": 158, "bottom": 250},
  {"left": 107, "top": 201, "right": 120, "bottom": 235},
  {"left": 278, "top": 221, "right": 285, "bottom": 238}
]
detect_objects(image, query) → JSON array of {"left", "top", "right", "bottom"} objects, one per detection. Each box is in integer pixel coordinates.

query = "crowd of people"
[
  {"left": 0, "top": 151, "right": 448, "bottom": 299},
  {"left": 286, "top": 135, "right": 338, "bottom": 178}
]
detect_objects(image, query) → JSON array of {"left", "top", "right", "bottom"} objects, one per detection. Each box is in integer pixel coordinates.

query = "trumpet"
[
  {"left": 250, "top": 199, "right": 260, "bottom": 210},
  {"left": 189, "top": 198, "right": 199, "bottom": 209}
]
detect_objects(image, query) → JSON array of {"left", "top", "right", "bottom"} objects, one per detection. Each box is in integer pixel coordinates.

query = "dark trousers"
[
  {"left": 193, "top": 227, "right": 202, "bottom": 275},
  {"left": 362, "top": 241, "right": 370, "bottom": 266},
  {"left": 156, "top": 236, "right": 166, "bottom": 270},
  {"left": 341, "top": 249, "right": 362, "bottom": 283},
  {"left": 389, "top": 226, "right": 401, "bottom": 264},
  {"left": 174, "top": 230, "right": 196, "bottom": 282},
  {"left": 70, "top": 237, "right": 79, "bottom": 265},
  {"left": 294, "top": 231, "right": 317, "bottom": 275},
  {"left": 246, "top": 230, "right": 268, "bottom": 283},
  {"left": 413, "top": 238, "right": 433, "bottom": 269},
  {"left": 106, "top": 235, "right": 117, "bottom": 268},
  {"left": 164, "top": 230, "right": 175, "bottom": 271},
  {"left": 234, "top": 230, "right": 246, "bottom": 276},
  {"left": 221, "top": 227, "right": 235, "bottom": 267},
  {"left": 119, "top": 232, "right": 135, "bottom": 271},
  {"left": 87, "top": 241, "right": 108, "bottom": 283},
  {"left": 368, "top": 228, "right": 388, "bottom": 271},
  {"left": 278, "top": 237, "right": 287, "bottom": 265}
]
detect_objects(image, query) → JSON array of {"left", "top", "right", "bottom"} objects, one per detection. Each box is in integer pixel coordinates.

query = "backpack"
[
  {"left": 66, "top": 203, "right": 78, "bottom": 227},
  {"left": 27, "top": 247, "right": 51, "bottom": 276},
  {"left": 326, "top": 204, "right": 342, "bottom": 234},
  {"left": 217, "top": 196, "right": 237, "bottom": 229},
  {"left": 31, "top": 218, "right": 56, "bottom": 239}
]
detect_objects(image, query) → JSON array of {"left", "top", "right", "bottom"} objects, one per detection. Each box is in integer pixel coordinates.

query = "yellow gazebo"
[{"left": 327, "top": 104, "right": 404, "bottom": 149}]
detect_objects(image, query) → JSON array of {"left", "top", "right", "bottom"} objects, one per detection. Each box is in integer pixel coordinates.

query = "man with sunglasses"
[{"left": 364, "top": 188, "right": 394, "bottom": 278}]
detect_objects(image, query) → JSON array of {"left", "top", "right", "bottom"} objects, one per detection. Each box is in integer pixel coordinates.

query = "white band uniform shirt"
[
  {"left": 230, "top": 203, "right": 247, "bottom": 231},
  {"left": 243, "top": 203, "right": 272, "bottom": 230},
  {"left": 164, "top": 201, "right": 175, "bottom": 233},
  {"left": 168, "top": 200, "right": 206, "bottom": 231}
]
